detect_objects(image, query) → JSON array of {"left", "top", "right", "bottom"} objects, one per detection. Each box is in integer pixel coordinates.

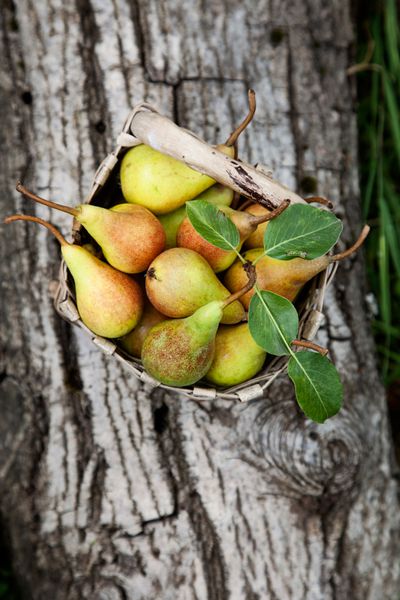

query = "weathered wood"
[{"left": 0, "top": 0, "right": 399, "bottom": 599}]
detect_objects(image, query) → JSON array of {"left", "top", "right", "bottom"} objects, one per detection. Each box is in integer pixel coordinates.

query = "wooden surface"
[{"left": 0, "top": 0, "right": 399, "bottom": 598}]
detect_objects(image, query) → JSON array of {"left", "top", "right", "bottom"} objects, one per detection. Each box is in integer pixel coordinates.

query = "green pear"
[
  {"left": 120, "top": 90, "right": 257, "bottom": 215},
  {"left": 158, "top": 206, "right": 187, "bottom": 249},
  {"left": 16, "top": 183, "right": 165, "bottom": 274},
  {"left": 142, "top": 300, "right": 224, "bottom": 387},
  {"left": 195, "top": 183, "right": 234, "bottom": 207},
  {"left": 205, "top": 324, "right": 266, "bottom": 386},
  {"left": 146, "top": 248, "right": 245, "bottom": 324},
  {"left": 120, "top": 144, "right": 217, "bottom": 214},
  {"left": 4, "top": 215, "right": 144, "bottom": 338}
]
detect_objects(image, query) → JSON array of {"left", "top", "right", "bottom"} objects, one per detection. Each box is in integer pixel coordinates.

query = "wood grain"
[{"left": 0, "top": 0, "right": 399, "bottom": 598}]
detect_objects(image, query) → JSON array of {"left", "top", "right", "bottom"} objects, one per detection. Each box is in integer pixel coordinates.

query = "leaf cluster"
[{"left": 187, "top": 200, "right": 343, "bottom": 423}]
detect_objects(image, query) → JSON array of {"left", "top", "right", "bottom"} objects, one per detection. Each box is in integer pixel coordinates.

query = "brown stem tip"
[
  {"left": 292, "top": 339, "right": 328, "bottom": 356},
  {"left": 225, "top": 89, "right": 257, "bottom": 148},
  {"left": 304, "top": 196, "right": 334, "bottom": 209},
  {"left": 331, "top": 225, "right": 370, "bottom": 263},
  {"left": 16, "top": 181, "right": 78, "bottom": 217},
  {"left": 250, "top": 198, "right": 291, "bottom": 226}
]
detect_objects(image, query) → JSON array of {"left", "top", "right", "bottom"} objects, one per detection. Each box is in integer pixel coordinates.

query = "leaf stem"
[{"left": 253, "top": 286, "right": 330, "bottom": 417}]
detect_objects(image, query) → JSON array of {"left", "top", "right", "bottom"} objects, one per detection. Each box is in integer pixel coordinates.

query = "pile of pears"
[{"left": 5, "top": 92, "right": 354, "bottom": 391}]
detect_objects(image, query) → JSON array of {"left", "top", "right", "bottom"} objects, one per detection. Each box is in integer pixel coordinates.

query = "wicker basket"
[{"left": 54, "top": 103, "right": 337, "bottom": 403}]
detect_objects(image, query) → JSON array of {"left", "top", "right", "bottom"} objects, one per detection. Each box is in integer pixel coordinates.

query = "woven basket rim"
[{"left": 54, "top": 103, "right": 338, "bottom": 403}]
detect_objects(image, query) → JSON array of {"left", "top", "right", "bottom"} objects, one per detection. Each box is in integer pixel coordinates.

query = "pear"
[
  {"left": 16, "top": 183, "right": 165, "bottom": 274},
  {"left": 142, "top": 265, "right": 256, "bottom": 387},
  {"left": 146, "top": 248, "right": 246, "bottom": 324},
  {"left": 120, "top": 90, "right": 257, "bottom": 214},
  {"left": 195, "top": 183, "right": 234, "bottom": 207},
  {"left": 224, "top": 226, "right": 370, "bottom": 308},
  {"left": 142, "top": 301, "right": 223, "bottom": 387},
  {"left": 119, "top": 302, "right": 166, "bottom": 358},
  {"left": 205, "top": 324, "right": 266, "bottom": 387},
  {"left": 120, "top": 144, "right": 217, "bottom": 214},
  {"left": 158, "top": 206, "right": 187, "bottom": 249},
  {"left": 177, "top": 201, "right": 289, "bottom": 273},
  {"left": 243, "top": 203, "right": 271, "bottom": 249},
  {"left": 4, "top": 215, "right": 144, "bottom": 338},
  {"left": 159, "top": 184, "right": 235, "bottom": 250}
]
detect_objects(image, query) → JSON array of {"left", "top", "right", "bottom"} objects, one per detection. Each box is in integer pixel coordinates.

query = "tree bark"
[{"left": 0, "top": 0, "right": 399, "bottom": 599}]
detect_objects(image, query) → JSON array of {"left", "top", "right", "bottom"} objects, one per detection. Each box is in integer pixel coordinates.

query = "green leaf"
[
  {"left": 288, "top": 351, "right": 343, "bottom": 423},
  {"left": 186, "top": 200, "right": 240, "bottom": 250},
  {"left": 248, "top": 290, "right": 298, "bottom": 356},
  {"left": 264, "top": 204, "right": 343, "bottom": 260}
]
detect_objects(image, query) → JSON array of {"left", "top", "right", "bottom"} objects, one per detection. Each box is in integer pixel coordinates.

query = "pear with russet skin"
[
  {"left": 120, "top": 302, "right": 166, "bottom": 358},
  {"left": 205, "top": 323, "right": 266, "bottom": 387},
  {"left": 4, "top": 215, "right": 144, "bottom": 338},
  {"left": 243, "top": 203, "right": 271, "bottom": 249},
  {"left": 16, "top": 183, "right": 165, "bottom": 274},
  {"left": 146, "top": 248, "right": 246, "bottom": 324},
  {"left": 120, "top": 90, "right": 257, "bottom": 214},
  {"left": 159, "top": 184, "right": 235, "bottom": 250},
  {"left": 224, "top": 226, "right": 370, "bottom": 308},
  {"left": 142, "top": 268, "right": 255, "bottom": 387},
  {"left": 177, "top": 202, "right": 287, "bottom": 273}
]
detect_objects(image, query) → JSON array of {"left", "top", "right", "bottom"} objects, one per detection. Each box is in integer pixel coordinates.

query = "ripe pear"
[
  {"left": 120, "top": 90, "right": 257, "bottom": 214},
  {"left": 142, "top": 300, "right": 224, "bottom": 387},
  {"left": 243, "top": 204, "right": 271, "bottom": 249},
  {"left": 16, "top": 183, "right": 165, "bottom": 274},
  {"left": 120, "top": 144, "right": 217, "bottom": 214},
  {"left": 177, "top": 204, "right": 276, "bottom": 272},
  {"left": 119, "top": 302, "right": 166, "bottom": 358},
  {"left": 4, "top": 215, "right": 144, "bottom": 338},
  {"left": 205, "top": 324, "right": 266, "bottom": 387},
  {"left": 142, "top": 264, "right": 256, "bottom": 387},
  {"left": 159, "top": 184, "right": 235, "bottom": 250},
  {"left": 224, "top": 226, "right": 370, "bottom": 308},
  {"left": 146, "top": 248, "right": 245, "bottom": 324}
]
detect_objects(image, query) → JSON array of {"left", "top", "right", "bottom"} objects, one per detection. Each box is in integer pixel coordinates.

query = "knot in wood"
[{"left": 252, "top": 395, "right": 364, "bottom": 498}]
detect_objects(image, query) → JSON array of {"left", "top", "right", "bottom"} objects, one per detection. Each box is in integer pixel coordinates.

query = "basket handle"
[{"left": 127, "top": 104, "right": 305, "bottom": 209}]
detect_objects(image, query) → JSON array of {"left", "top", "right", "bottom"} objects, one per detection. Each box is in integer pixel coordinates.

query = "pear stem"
[
  {"left": 16, "top": 181, "right": 78, "bottom": 217},
  {"left": 304, "top": 196, "right": 334, "bottom": 209},
  {"left": 4, "top": 214, "right": 68, "bottom": 246},
  {"left": 222, "top": 261, "right": 256, "bottom": 308},
  {"left": 292, "top": 339, "right": 328, "bottom": 356},
  {"left": 248, "top": 198, "right": 291, "bottom": 226},
  {"left": 225, "top": 89, "right": 256, "bottom": 147},
  {"left": 330, "top": 225, "right": 370, "bottom": 263}
]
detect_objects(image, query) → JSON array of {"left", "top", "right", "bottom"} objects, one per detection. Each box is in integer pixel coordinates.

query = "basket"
[{"left": 54, "top": 103, "right": 337, "bottom": 403}]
